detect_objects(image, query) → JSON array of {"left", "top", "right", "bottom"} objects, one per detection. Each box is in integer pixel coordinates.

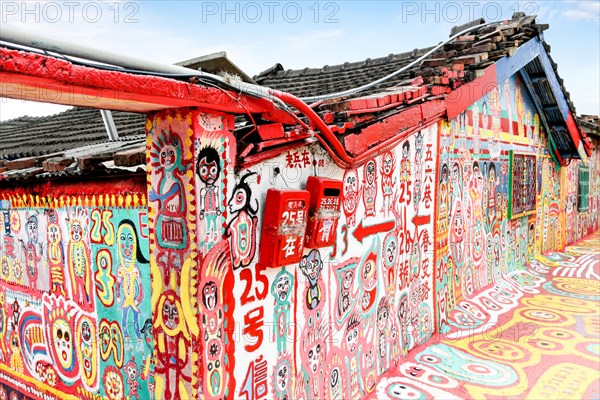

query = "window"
[
  {"left": 508, "top": 151, "right": 538, "bottom": 219},
  {"left": 578, "top": 166, "right": 590, "bottom": 212}
]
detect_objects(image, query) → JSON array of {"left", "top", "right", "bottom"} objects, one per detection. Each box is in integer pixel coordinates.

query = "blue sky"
[{"left": 0, "top": 0, "right": 598, "bottom": 120}]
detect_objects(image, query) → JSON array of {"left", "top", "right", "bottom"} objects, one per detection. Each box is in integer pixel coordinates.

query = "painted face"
[
  {"left": 162, "top": 298, "right": 180, "bottom": 330},
  {"left": 228, "top": 187, "right": 247, "bottom": 214},
  {"left": 48, "top": 224, "right": 60, "bottom": 243},
  {"left": 307, "top": 343, "right": 321, "bottom": 373},
  {"left": 452, "top": 163, "right": 460, "bottom": 184},
  {"left": 382, "top": 153, "right": 393, "bottom": 176},
  {"left": 343, "top": 170, "right": 359, "bottom": 213},
  {"left": 70, "top": 222, "right": 82, "bottom": 242},
  {"left": 453, "top": 203, "right": 464, "bottom": 239},
  {"left": 198, "top": 156, "right": 219, "bottom": 185},
  {"left": 275, "top": 274, "right": 291, "bottom": 302},
  {"left": 26, "top": 216, "right": 38, "bottom": 242},
  {"left": 365, "top": 161, "right": 376, "bottom": 185},
  {"left": 202, "top": 281, "right": 218, "bottom": 310},
  {"left": 160, "top": 144, "right": 177, "bottom": 169},
  {"left": 342, "top": 270, "right": 354, "bottom": 290},
  {"left": 81, "top": 320, "right": 92, "bottom": 343},
  {"left": 276, "top": 362, "right": 289, "bottom": 391},
  {"left": 346, "top": 327, "right": 358, "bottom": 353},
  {"left": 118, "top": 224, "right": 135, "bottom": 262},
  {"left": 52, "top": 319, "right": 73, "bottom": 369},
  {"left": 377, "top": 306, "right": 388, "bottom": 331},
  {"left": 126, "top": 365, "right": 139, "bottom": 381},
  {"left": 330, "top": 368, "right": 340, "bottom": 389}
]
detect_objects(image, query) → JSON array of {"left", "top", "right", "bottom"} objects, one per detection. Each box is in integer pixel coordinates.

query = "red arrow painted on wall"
[
  {"left": 353, "top": 220, "right": 395, "bottom": 243},
  {"left": 412, "top": 214, "right": 431, "bottom": 227}
]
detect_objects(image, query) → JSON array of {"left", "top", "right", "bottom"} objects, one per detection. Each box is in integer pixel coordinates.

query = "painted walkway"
[{"left": 372, "top": 231, "right": 600, "bottom": 400}]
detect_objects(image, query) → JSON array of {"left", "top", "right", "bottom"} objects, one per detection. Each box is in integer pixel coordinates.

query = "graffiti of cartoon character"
[
  {"left": 116, "top": 219, "right": 148, "bottom": 348},
  {"left": 149, "top": 131, "right": 189, "bottom": 282},
  {"left": 414, "top": 131, "right": 424, "bottom": 174},
  {"left": 44, "top": 299, "right": 79, "bottom": 383},
  {"left": 125, "top": 357, "right": 141, "bottom": 400},
  {"left": 515, "top": 78, "right": 525, "bottom": 136},
  {"left": 20, "top": 213, "right": 42, "bottom": 290},
  {"left": 197, "top": 146, "right": 222, "bottom": 244},
  {"left": 299, "top": 249, "right": 324, "bottom": 311},
  {"left": 153, "top": 290, "right": 190, "bottom": 400},
  {"left": 342, "top": 169, "right": 360, "bottom": 227},
  {"left": 226, "top": 172, "right": 258, "bottom": 269},
  {"left": 380, "top": 151, "right": 396, "bottom": 216},
  {"left": 76, "top": 315, "right": 99, "bottom": 391},
  {"left": 273, "top": 358, "right": 292, "bottom": 399},
  {"left": 487, "top": 162, "right": 498, "bottom": 224},
  {"left": 344, "top": 312, "right": 362, "bottom": 399},
  {"left": 46, "top": 210, "right": 66, "bottom": 296},
  {"left": 400, "top": 141, "right": 411, "bottom": 181},
  {"left": 272, "top": 268, "right": 293, "bottom": 354},
  {"left": 376, "top": 297, "right": 390, "bottom": 374},
  {"left": 335, "top": 259, "right": 359, "bottom": 326},
  {"left": 362, "top": 159, "right": 377, "bottom": 217},
  {"left": 67, "top": 214, "right": 92, "bottom": 309}
]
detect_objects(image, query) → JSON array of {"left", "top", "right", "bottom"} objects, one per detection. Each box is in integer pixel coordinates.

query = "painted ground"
[{"left": 372, "top": 231, "right": 600, "bottom": 400}]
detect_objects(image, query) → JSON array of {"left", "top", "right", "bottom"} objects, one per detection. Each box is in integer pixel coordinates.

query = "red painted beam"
[
  {"left": 0, "top": 47, "right": 277, "bottom": 115},
  {"left": 446, "top": 64, "right": 497, "bottom": 120}
]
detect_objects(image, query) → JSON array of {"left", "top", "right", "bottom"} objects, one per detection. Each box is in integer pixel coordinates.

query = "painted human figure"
[
  {"left": 487, "top": 163, "right": 498, "bottom": 224},
  {"left": 414, "top": 131, "right": 424, "bottom": 174},
  {"left": 362, "top": 159, "right": 377, "bottom": 217},
  {"left": 272, "top": 268, "right": 293, "bottom": 354},
  {"left": 46, "top": 210, "right": 66, "bottom": 296},
  {"left": 153, "top": 290, "right": 191, "bottom": 400},
  {"left": 380, "top": 151, "right": 396, "bottom": 216},
  {"left": 125, "top": 357, "right": 141, "bottom": 400},
  {"left": 376, "top": 297, "right": 390, "bottom": 374},
  {"left": 197, "top": 147, "right": 222, "bottom": 244},
  {"left": 400, "top": 141, "right": 411, "bottom": 181},
  {"left": 67, "top": 216, "right": 92, "bottom": 308},
  {"left": 226, "top": 172, "right": 258, "bottom": 269},
  {"left": 342, "top": 169, "right": 360, "bottom": 227},
  {"left": 21, "top": 213, "right": 41, "bottom": 290},
  {"left": 115, "top": 219, "right": 148, "bottom": 348},
  {"left": 299, "top": 249, "right": 323, "bottom": 311},
  {"left": 149, "top": 132, "right": 188, "bottom": 282},
  {"left": 515, "top": 79, "right": 525, "bottom": 137},
  {"left": 344, "top": 312, "right": 362, "bottom": 399}
]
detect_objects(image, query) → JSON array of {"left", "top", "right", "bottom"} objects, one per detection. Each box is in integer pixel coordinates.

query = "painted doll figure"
[
  {"left": 380, "top": 151, "right": 396, "bottom": 216},
  {"left": 362, "top": 159, "right": 377, "bottom": 217},
  {"left": 116, "top": 219, "right": 148, "bottom": 348},
  {"left": 226, "top": 172, "right": 258, "bottom": 269},
  {"left": 299, "top": 249, "right": 324, "bottom": 311},
  {"left": 272, "top": 268, "right": 293, "bottom": 354},
  {"left": 46, "top": 210, "right": 66, "bottom": 296},
  {"left": 342, "top": 169, "right": 360, "bottom": 227},
  {"left": 197, "top": 146, "right": 222, "bottom": 243},
  {"left": 149, "top": 131, "right": 188, "bottom": 258},
  {"left": 67, "top": 216, "right": 92, "bottom": 308},
  {"left": 400, "top": 141, "right": 411, "bottom": 181},
  {"left": 21, "top": 213, "right": 41, "bottom": 290}
]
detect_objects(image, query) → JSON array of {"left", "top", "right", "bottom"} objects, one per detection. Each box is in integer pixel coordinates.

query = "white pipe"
[{"left": 100, "top": 110, "right": 119, "bottom": 140}]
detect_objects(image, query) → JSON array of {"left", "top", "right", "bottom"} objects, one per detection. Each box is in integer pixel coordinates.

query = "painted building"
[{"left": 0, "top": 13, "right": 598, "bottom": 400}]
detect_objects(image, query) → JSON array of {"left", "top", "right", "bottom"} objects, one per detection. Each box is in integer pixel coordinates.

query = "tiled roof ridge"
[{"left": 0, "top": 106, "right": 76, "bottom": 124}]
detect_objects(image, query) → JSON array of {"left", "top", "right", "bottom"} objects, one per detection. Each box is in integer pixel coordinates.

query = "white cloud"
[{"left": 564, "top": 1, "right": 600, "bottom": 21}]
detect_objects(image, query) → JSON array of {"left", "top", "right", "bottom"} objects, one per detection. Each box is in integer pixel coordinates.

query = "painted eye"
[
  {"left": 169, "top": 150, "right": 174, "bottom": 157},
  {"left": 56, "top": 329, "right": 63, "bottom": 339},
  {"left": 161, "top": 152, "right": 166, "bottom": 158},
  {"left": 64, "top": 332, "right": 70, "bottom": 342},
  {"left": 210, "top": 166, "right": 217, "bottom": 175}
]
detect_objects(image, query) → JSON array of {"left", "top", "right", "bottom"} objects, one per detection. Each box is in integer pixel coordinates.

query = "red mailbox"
[
  {"left": 259, "top": 189, "right": 310, "bottom": 268},
  {"left": 304, "top": 177, "right": 343, "bottom": 248}
]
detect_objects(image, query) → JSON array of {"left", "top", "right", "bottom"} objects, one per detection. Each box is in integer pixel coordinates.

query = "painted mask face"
[
  {"left": 306, "top": 257, "right": 320, "bottom": 281},
  {"left": 198, "top": 156, "right": 219, "bottom": 185},
  {"left": 453, "top": 203, "right": 464, "bottom": 239},
  {"left": 70, "top": 222, "right": 82, "bottom": 242},
  {"left": 307, "top": 344, "right": 321, "bottom": 373},
  {"left": 162, "top": 299, "right": 180, "bottom": 330},
  {"left": 118, "top": 225, "right": 135, "bottom": 262},
  {"left": 53, "top": 319, "right": 73, "bottom": 369},
  {"left": 383, "top": 153, "right": 393, "bottom": 176},
  {"left": 81, "top": 320, "right": 92, "bottom": 343},
  {"left": 365, "top": 161, "right": 376, "bottom": 185},
  {"left": 330, "top": 368, "right": 340, "bottom": 389},
  {"left": 276, "top": 363, "right": 289, "bottom": 391},
  {"left": 126, "top": 365, "right": 139, "bottom": 381},
  {"left": 228, "top": 187, "right": 247, "bottom": 214},
  {"left": 343, "top": 170, "right": 359, "bottom": 211},
  {"left": 342, "top": 270, "right": 354, "bottom": 290},
  {"left": 202, "top": 281, "right": 218, "bottom": 310},
  {"left": 275, "top": 275, "right": 291, "bottom": 302},
  {"left": 48, "top": 224, "right": 60, "bottom": 243},
  {"left": 346, "top": 327, "right": 358, "bottom": 353},
  {"left": 160, "top": 144, "right": 177, "bottom": 169},
  {"left": 26, "top": 216, "right": 38, "bottom": 242},
  {"left": 377, "top": 306, "right": 388, "bottom": 331},
  {"left": 452, "top": 163, "right": 460, "bottom": 184}
]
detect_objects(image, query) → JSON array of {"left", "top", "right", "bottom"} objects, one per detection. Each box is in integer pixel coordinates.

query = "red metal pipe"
[{"left": 266, "top": 88, "right": 445, "bottom": 169}]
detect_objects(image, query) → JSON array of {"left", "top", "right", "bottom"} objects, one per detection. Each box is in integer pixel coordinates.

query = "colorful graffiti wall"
[
  {"left": 434, "top": 73, "right": 599, "bottom": 334},
  {"left": 226, "top": 125, "right": 439, "bottom": 399},
  {"left": 0, "top": 181, "right": 153, "bottom": 400},
  {"left": 147, "top": 109, "right": 238, "bottom": 399}
]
